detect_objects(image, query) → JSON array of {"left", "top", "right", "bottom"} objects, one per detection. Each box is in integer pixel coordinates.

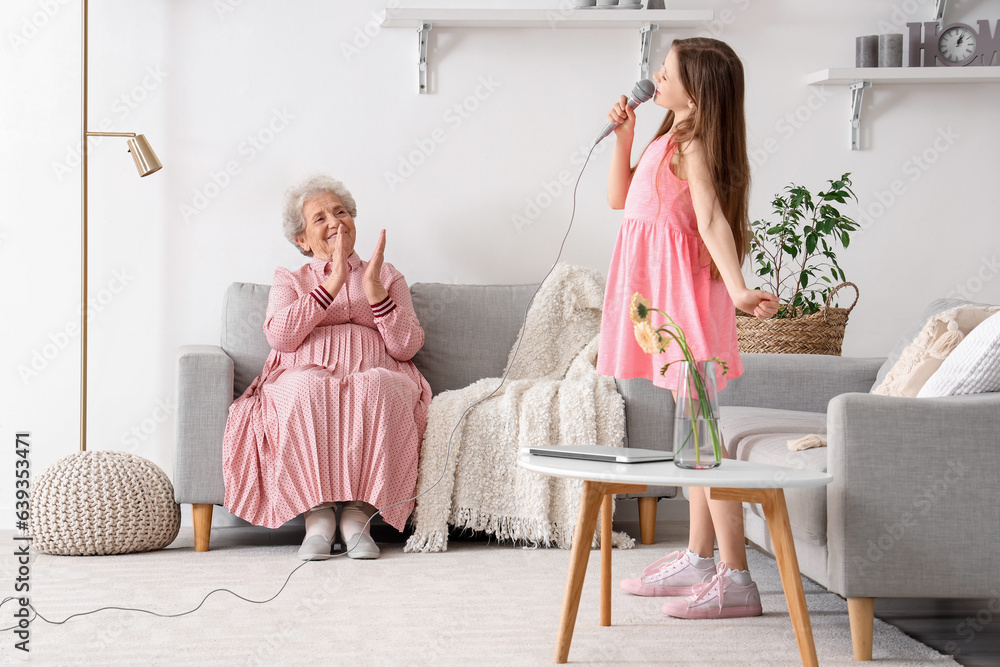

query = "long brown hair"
[{"left": 646, "top": 37, "right": 751, "bottom": 279}]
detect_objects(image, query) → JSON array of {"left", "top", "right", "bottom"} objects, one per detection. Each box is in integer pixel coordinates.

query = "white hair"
[{"left": 282, "top": 175, "right": 358, "bottom": 257}]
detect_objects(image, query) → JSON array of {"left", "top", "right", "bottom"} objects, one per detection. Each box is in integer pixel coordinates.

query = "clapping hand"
[
  {"left": 732, "top": 288, "right": 780, "bottom": 320},
  {"left": 364, "top": 229, "right": 388, "bottom": 304},
  {"left": 321, "top": 223, "right": 351, "bottom": 298}
]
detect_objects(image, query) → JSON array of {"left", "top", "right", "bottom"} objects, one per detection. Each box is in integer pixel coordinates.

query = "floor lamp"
[{"left": 80, "top": 0, "right": 163, "bottom": 451}]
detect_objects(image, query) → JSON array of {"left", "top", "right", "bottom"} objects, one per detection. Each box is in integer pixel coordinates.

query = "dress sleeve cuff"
[
  {"left": 309, "top": 285, "right": 333, "bottom": 309},
  {"left": 370, "top": 295, "right": 396, "bottom": 318}
]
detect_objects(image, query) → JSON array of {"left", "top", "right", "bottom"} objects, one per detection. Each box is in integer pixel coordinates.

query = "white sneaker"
[
  {"left": 621, "top": 550, "right": 716, "bottom": 597},
  {"left": 661, "top": 562, "right": 763, "bottom": 619}
]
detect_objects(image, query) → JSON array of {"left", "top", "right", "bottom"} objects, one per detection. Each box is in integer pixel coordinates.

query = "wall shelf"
[
  {"left": 808, "top": 67, "right": 1000, "bottom": 85},
  {"left": 381, "top": 8, "right": 713, "bottom": 29},
  {"left": 806, "top": 67, "right": 1000, "bottom": 149},
  {"left": 381, "top": 8, "right": 713, "bottom": 93}
]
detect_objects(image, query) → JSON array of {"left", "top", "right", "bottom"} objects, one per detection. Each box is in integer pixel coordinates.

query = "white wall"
[{"left": 3, "top": 0, "right": 999, "bottom": 525}]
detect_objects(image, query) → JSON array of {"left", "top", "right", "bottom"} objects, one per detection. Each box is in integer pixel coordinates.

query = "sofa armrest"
[
  {"left": 721, "top": 353, "right": 884, "bottom": 413},
  {"left": 174, "top": 345, "right": 234, "bottom": 505},
  {"left": 824, "top": 391, "right": 1000, "bottom": 598}
]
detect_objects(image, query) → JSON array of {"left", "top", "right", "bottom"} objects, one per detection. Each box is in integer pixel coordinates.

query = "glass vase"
[{"left": 673, "top": 360, "right": 722, "bottom": 469}]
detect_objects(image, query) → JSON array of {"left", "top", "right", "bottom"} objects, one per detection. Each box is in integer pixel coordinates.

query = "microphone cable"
[{"left": 1, "top": 136, "right": 607, "bottom": 632}]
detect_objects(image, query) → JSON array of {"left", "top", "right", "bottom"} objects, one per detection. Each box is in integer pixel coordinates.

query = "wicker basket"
[{"left": 736, "top": 282, "right": 859, "bottom": 355}]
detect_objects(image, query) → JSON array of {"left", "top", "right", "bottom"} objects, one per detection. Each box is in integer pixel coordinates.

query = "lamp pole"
[
  {"left": 80, "top": 0, "right": 161, "bottom": 451},
  {"left": 81, "top": 0, "right": 88, "bottom": 452}
]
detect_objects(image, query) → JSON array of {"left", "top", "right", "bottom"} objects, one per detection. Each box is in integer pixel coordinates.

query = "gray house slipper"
[{"left": 297, "top": 534, "right": 335, "bottom": 561}]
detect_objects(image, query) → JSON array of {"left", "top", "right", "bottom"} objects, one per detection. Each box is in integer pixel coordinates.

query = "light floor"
[
  {"left": 8, "top": 520, "right": 996, "bottom": 665},
  {"left": 190, "top": 519, "right": 999, "bottom": 666}
]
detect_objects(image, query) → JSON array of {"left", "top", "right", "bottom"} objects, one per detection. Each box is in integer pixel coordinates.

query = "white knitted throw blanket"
[{"left": 404, "top": 264, "right": 634, "bottom": 553}]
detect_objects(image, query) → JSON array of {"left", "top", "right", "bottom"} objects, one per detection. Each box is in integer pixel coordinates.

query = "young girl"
[{"left": 597, "top": 38, "right": 779, "bottom": 619}]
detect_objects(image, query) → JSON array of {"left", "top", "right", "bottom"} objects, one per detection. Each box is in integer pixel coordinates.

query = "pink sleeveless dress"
[{"left": 597, "top": 135, "right": 743, "bottom": 392}]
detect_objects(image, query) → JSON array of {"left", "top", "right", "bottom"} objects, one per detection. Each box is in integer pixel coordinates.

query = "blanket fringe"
[
  {"left": 404, "top": 507, "right": 634, "bottom": 552},
  {"left": 603, "top": 531, "right": 635, "bottom": 550},
  {"left": 453, "top": 507, "right": 562, "bottom": 548},
  {"left": 404, "top": 531, "right": 448, "bottom": 554}
]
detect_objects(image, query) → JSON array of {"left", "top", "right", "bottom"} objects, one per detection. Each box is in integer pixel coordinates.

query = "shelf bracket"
[
  {"left": 639, "top": 24, "right": 658, "bottom": 81},
  {"left": 418, "top": 23, "right": 431, "bottom": 94},
  {"left": 849, "top": 81, "right": 871, "bottom": 150},
  {"left": 935, "top": 0, "right": 947, "bottom": 24}
]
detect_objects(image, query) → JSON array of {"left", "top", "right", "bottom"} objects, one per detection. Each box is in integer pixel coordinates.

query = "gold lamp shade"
[{"left": 127, "top": 134, "right": 162, "bottom": 177}]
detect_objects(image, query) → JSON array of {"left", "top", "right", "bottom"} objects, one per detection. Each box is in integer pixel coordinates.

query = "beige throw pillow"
[{"left": 872, "top": 305, "right": 1000, "bottom": 397}]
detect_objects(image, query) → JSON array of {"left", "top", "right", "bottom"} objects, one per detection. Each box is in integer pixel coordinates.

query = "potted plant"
[{"left": 739, "top": 173, "right": 861, "bottom": 355}]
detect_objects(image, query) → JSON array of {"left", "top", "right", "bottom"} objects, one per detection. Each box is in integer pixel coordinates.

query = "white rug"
[{"left": 1, "top": 529, "right": 956, "bottom": 666}]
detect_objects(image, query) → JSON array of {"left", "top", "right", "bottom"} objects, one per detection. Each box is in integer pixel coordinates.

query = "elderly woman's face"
[{"left": 295, "top": 193, "right": 357, "bottom": 261}]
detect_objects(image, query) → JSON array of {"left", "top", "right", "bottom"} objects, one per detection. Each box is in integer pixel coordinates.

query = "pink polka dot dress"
[
  {"left": 597, "top": 135, "right": 743, "bottom": 392},
  {"left": 222, "top": 253, "right": 432, "bottom": 531}
]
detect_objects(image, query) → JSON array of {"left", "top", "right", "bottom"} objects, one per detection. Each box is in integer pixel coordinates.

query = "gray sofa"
[
  {"left": 718, "top": 298, "right": 1000, "bottom": 661},
  {"left": 174, "top": 281, "right": 677, "bottom": 552},
  {"left": 175, "top": 284, "right": 999, "bottom": 659}
]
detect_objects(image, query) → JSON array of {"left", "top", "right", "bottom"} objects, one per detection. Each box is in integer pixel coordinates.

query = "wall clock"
[{"left": 907, "top": 19, "right": 1000, "bottom": 66}]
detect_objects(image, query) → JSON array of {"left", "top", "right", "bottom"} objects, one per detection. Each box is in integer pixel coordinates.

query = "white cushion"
[
  {"left": 872, "top": 305, "right": 999, "bottom": 397},
  {"left": 918, "top": 311, "right": 1000, "bottom": 397}
]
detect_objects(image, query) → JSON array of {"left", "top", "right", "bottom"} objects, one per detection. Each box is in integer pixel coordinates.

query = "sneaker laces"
[
  {"left": 641, "top": 550, "right": 690, "bottom": 582},
  {"left": 684, "top": 561, "right": 731, "bottom": 610},
  {"left": 642, "top": 550, "right": 685, "bottom": 576}
]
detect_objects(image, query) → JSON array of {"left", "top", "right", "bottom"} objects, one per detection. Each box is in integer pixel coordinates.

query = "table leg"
[
  {"left": 600, "top": 493, "right": 612, "bottom": 627},
  {"left": 554, "top": 480, "right": 605, "bottom": 664},
  {"left": 761, "top": 489, "right": 819, "bottom": 667},
  {"left": 712, "top": 487, "right": 818, "bottom": 667}
]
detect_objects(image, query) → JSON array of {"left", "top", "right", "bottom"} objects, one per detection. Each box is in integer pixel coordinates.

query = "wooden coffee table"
[{"left": 517, "top": 450, "right": 833, "bottom": 666}]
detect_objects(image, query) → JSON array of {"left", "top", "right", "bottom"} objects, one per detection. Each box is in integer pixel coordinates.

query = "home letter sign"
[{"left": 907, "top": 20, "right": 1000, "bottom": 66}]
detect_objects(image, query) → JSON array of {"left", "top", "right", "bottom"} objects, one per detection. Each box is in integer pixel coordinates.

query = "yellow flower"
[
  {"left": 633, "top": 321, "right": 663, "bottom": 354},
  {"left": 629, "top": 293, "right": 651, "bottom": 325}
]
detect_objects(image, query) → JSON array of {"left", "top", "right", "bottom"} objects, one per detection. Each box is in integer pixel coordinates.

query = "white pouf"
[{"left": 29, "top": 450, "right": 181, "bottom": 556}]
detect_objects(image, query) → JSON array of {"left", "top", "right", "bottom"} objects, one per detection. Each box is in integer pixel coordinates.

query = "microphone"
[{"left": 595, "top": 79, "right": 656, "bottom": 144}]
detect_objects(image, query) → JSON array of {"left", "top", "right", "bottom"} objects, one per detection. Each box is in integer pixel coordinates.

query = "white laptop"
[{"left": 523, "top": 444, "right": 673, "bottom": 464}]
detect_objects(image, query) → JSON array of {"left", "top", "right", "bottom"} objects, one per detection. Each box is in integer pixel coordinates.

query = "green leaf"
[{"left": 751, "top": 173, "right": 854, "bottom": 298}]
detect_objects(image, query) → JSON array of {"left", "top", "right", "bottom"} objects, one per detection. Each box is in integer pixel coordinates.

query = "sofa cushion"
[
  {"left": 918, "top": 310, "right": 1000, "bottom": 397},
  {"left": 409, "top": 282, "right": 537, "bottom": 395},
  {"left": 738, "top": 433, "right": 830, "bottom": 547},
  {"left": 221, "top": 282, "right": 272, "bottom": 399},
  {"left": 720, "top": 406, "right": 827, "bottom": 459},
  {"left": 720, "top": 406, "right": 829, "bottom": 547},
  {"left": 872, "top": 298, "right": 999, "bottom": 392},
  {"left": 872, "top": 305, "right": 1000, "bottom": 397}
]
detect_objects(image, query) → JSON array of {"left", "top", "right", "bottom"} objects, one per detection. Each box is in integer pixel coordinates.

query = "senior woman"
[{"left": 222, "top": 175, "right": 431, "bottom": 560}]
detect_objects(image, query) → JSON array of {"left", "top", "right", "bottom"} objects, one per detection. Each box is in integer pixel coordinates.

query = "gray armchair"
[{"left": 718, "top": 299, "right": 1000, "bottom": 661}]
